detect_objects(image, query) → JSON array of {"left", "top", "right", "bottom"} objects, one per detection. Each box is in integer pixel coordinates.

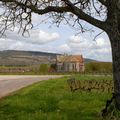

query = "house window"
[
  {"left": 67, "top": 64, "right": 69, "bottom": 71},
  {"left": 72, "top": 63, "right": 75, "bottom": 71},
  {"left": 79, "top": 64, "right": 81, "bottom": 71},
  {"left": 75, "top": 63, "right": 76, "bottom": 71}
]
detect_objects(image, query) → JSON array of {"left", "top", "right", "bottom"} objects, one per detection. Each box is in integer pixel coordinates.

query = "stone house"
[{"left": 56, "top": 55, "right": 85, "bottom": 72}]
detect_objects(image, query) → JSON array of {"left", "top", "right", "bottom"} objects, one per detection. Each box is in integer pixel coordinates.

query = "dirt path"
[{"left": 0, "top": 75, "right": 64, "bottom": 98}]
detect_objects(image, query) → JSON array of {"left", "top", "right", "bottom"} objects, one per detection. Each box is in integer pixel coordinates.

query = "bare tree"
[{"left": 0, "top": 0, "right": 120, "bottom": 111}]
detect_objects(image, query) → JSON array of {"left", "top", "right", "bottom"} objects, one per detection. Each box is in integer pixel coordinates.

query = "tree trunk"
[{"left": 109, "top": 32, "right": 120, "bottom": 110}]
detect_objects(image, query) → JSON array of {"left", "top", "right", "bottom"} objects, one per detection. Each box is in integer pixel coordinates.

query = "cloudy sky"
[{"left": 0, "top": 13, "right": 112, "bottom": 62}]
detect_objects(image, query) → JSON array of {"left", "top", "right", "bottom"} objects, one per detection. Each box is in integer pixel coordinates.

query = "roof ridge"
[{"left": 57, "top": 55, "right": 84, "bottom": 62}]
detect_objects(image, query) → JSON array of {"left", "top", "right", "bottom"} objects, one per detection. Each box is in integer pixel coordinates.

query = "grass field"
[{"left": 0, "top": 75, "right": 116, "bottom": 120}]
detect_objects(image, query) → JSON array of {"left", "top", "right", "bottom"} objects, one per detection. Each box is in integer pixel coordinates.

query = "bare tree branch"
[
  {"left": 93, "top": 30, "right": 104, "bottom": 41},
  {"left": 0, "top": 0, "right": 107, "bottom": 35},
  {"left": 61, "top": 0, "right": 106, "bottom": 30}
]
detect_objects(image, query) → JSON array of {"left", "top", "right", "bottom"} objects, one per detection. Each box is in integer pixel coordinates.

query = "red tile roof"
[{"left": 57, "top": 55, "right": 84, "bottom": 63}]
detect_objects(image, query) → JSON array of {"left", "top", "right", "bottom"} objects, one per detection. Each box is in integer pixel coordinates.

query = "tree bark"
[{"left": 109, "top": 32, "right": 120, "bottom": 110}]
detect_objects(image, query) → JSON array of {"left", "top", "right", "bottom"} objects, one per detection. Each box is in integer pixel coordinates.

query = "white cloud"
[
  {"left": 0, "top": 39, "right": 27, "bottom": 51},
  {"left": 61, "top": 35, "right": 112, "bottom": 61},
  {"left": 4, "top": 29, "right": 60, "bottom": 44},
  {"left": 96, "top": 38, "right": 105, "bottom": 46},
  {"left": 0, "top": 29, "right": 112, "bottom": 61},
  {"left": 0, "top": 28, "right": 60, "bottom": 52},
  {"left": 58, "top": 44, "right": 71, "bottom": 53},
  {"left": 69, "top": 35, "right": 83, "bottom": 43},
  {"left": 0, "top": 39, "right": 14, "bottom": 50},
  {"left": 37, "top": 30, "right": 59, "bottom": 44},
  {"left": 0, "top": 38, "right": 60, "bottom": 54},
  {"left": 67, "top": 35, "right": 92, "bottom": 51}
]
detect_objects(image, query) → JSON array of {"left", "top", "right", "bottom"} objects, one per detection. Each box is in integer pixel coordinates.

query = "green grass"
[{"left": 0, "top": 75, "right": 113, "bottom": 120}]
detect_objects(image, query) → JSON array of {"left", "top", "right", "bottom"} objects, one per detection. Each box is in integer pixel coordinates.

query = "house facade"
[{"left": 56, "top": 55, "right": 85, "bottom": 72}]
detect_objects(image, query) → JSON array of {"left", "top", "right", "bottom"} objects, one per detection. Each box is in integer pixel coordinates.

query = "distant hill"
[
  {"left": 0, "top": 50, "right": 100, "bottom": 66},
  {"left": 84, "top": 58, "right": 98, "bottom": 63},
  {"left": 0, "top": 50, "right": 59, "bottom": 66},
  {"left": 0, "top": 50, "right": 58, "bottom": 57}
]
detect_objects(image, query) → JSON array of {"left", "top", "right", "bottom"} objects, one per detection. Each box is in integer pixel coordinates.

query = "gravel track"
[{"left": 0, "top": 75, "right": 63, "bottom": 98}]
